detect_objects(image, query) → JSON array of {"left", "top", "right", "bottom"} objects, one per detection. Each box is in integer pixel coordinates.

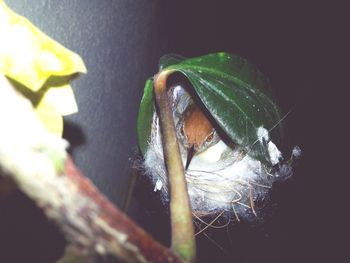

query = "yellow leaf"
[
  {"left": 35, "top": 97, "right": 64, "bottom": 136},
  {"left": 7, "top": 77, "right": 78, "bottom": 135},
  {"left": 0, "top": 0, "right": 87, "bottom": 92},
  {"left": 39, "top": 84, "right": 78, "bottom": 116}
]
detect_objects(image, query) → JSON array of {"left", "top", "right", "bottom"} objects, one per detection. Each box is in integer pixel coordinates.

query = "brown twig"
[{"left": 0, "top": 74, "right": 183, "bottom": 263}]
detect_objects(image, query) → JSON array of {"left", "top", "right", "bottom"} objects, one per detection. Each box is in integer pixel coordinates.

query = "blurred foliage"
[{"left": 0, "top": 0, "right": 86, "bottom": 135}]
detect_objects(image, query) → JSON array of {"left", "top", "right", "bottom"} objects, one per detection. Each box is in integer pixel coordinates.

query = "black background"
[{"left": 0, "top": 1, "right": 346, "bottom": 262}]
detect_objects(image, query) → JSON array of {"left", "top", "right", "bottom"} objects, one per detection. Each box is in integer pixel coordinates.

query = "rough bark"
[{"left": 0, "top": 74, "right": 183, "bottom": 263}]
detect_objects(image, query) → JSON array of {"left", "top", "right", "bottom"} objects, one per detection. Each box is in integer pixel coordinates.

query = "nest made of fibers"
[{"left": 142, "top": 84, "right": 298, "bottom": 229}]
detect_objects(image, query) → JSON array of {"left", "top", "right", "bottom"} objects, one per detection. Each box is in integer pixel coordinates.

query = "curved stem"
[{"left": 154, "top": 70, "right": 196, "bottom": 263}]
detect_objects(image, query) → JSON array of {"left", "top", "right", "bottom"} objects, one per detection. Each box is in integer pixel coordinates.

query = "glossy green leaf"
[
  {"left": 137, "top": 78, "right": 155, "bottom": 156},
  {"left": 138, "top": 52, "right": 283, "bottom": 165}
]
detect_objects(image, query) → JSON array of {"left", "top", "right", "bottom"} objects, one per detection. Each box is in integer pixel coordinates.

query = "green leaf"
[
  {"left": 137, "top": 55, "right": 185, "bottom": 155},
  {"left": 138, "top": 52, "right": 283, "bottom": 165},
  {"left": 137, "top": 78, "right": 155, "bottom": 156}
]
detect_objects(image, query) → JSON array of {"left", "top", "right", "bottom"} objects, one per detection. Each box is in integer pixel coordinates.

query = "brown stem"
[
  {"left": 64, "top": 157, "right": 184, "bottom": 263},
  {"left": 153, "top": 70, "right": 196, "bottom": 263},
  {"left": 0, "top": 74, "right": 184, "bottom": 263}
]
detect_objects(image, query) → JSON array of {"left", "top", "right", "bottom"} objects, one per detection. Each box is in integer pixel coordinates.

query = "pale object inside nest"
[{"left": 143, "top": 85, "right": 297, "bottom": 221}]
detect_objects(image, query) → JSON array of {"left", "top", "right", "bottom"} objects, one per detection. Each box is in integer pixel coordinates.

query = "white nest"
[{"left": 142, "top": 85, "right": 295, "bottom": 220}]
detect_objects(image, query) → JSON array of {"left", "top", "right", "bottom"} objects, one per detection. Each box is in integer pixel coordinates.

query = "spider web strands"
[
  {"left": 185, "top": 169, "right": 271, "bottom": 209},
  {"left": 193, "top": 210, "right": 228, "bottom": 236},
  {"left": 186, "top": 167, "right": 271, "bottom": 235}
]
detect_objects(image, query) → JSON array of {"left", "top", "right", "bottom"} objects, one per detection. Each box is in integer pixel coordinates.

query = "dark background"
[{"left": 0, "top": 1, "right": 346, "bottom": 262}]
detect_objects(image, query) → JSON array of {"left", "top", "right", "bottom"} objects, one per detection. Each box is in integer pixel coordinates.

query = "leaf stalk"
[{"left": 153, "top": 70, "right": 196, "bottom": 263}]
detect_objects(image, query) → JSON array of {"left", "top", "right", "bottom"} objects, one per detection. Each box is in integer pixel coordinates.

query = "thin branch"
[
  {"left": 0, "top": 74, "right": 183, "bottom": 263},
  {"left": 154, "top": 70, "right": 196, "bottom": 263}
]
